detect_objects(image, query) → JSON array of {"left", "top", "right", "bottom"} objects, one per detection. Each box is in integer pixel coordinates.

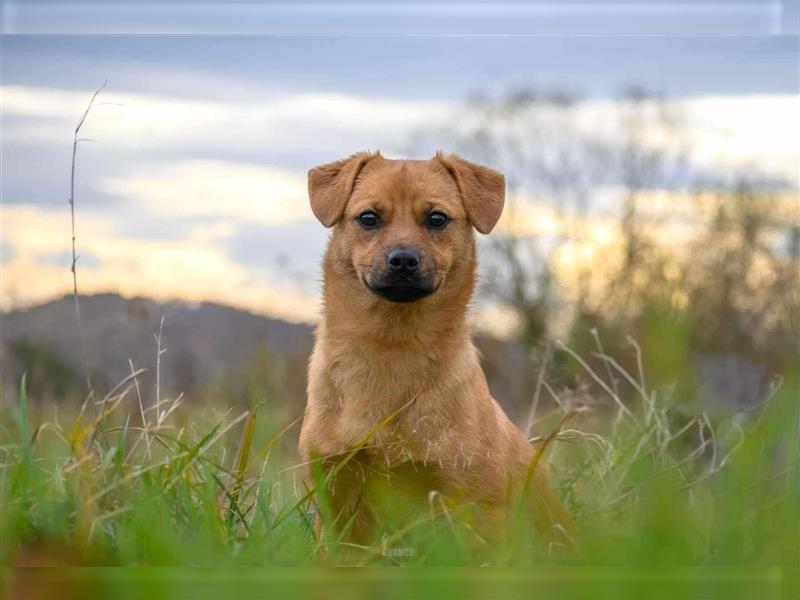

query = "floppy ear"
[
  {"left": 436, "top": 153, "right": 505, "bottom": 234},
  {"left": 308, "top": 152, "right": 377, "bottom": 227}
]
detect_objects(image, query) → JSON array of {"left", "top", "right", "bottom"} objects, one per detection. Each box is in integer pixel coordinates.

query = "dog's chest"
[
  {"left": 308, "top": 332, "right": 483, "bottom": 464},
  {"left": 329, "top": 343, "right": 438, "bottom": 399}
]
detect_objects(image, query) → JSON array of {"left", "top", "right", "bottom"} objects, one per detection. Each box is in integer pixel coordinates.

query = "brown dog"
[{"left": 299, "top": 151, "right": 576, "bottom": 549}]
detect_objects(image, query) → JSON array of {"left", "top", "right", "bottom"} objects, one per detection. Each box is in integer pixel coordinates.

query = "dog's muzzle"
[{"left": 365, "top": 246, "right": 437, "bottom": 303}]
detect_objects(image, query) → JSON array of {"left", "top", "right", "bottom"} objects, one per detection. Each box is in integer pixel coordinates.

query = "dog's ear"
[
  {"left": 308, "top": 152, "right": 377, "bottom": 227},
  {"left": 436, "top": 153, "right": 505, "bottom": 234}
]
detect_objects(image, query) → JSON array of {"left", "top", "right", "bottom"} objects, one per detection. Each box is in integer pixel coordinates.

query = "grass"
[{"left": 1, "top": 341, "right": 798, "bottom": 597}]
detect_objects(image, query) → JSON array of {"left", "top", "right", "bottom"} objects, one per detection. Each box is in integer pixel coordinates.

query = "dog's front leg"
[{"left": 308, "top": 453, "right": 376, "bottom": 550}]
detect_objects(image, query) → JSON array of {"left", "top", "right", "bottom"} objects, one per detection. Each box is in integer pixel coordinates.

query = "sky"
[
  {"left": 2, "top": 30, "right": 798, "bottom": 323},
  {"left": 3, "top": 1, "right": 799, "bottom": 35}
]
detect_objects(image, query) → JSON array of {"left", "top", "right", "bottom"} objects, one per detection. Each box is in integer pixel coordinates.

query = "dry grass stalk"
[{"left": 68, "top": 81, "right": 108, "bottom": 406}]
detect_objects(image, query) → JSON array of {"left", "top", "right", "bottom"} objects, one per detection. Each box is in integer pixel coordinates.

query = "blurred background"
[{"left": 2, "top": 10, "right": 798, "bottom": 426}]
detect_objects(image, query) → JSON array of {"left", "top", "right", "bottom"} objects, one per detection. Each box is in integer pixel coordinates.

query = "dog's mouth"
[
  {"left": 367, "top": 283, "right": 436, "bottom": 303},
  {"left": 362, "top": 265, "right": 440, "bottom": 304}
]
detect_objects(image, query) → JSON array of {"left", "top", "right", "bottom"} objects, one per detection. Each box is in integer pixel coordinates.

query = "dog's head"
[{"left": 309, "top": 152, "right": 504, "bottom": 303}]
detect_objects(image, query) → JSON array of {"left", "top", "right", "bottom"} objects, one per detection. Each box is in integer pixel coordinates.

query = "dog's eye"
[
  {"left": 426, "top": 211, "right": 449, "bottom": 230},
  {"left": 356, "top": 211, "right": 380, "bottom": 229}
]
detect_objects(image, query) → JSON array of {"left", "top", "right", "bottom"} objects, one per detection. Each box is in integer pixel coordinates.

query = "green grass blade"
[{"left": 17, "top": 372, "right": 31, "bottom": 464}]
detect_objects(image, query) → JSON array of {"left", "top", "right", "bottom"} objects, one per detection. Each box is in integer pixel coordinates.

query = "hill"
[{"left": 2, "top": 294, "right": 537, "bottom": 423}]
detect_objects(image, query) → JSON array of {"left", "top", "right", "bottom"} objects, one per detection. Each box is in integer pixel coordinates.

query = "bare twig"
[
  {"left": 592, "top": 328, "right": 619, "bottom": 398},
  {"left": 94, "top": 366, "right": 146, "bottom": 406},
  {"left": 525, "top": 340, "right": 552, "bottom": 438},
  {"left": 555, "top": 340, "right": 639, "bottom": 430},
  {"left": 68, "top": 80, "right": 107, "bottom": 405},
  {"left": 154, "top": 314, "right": 166, "bottom": 427},
  {"left": 626, "top": 336, "right": 652, "bottom": 422},
  {"left": 129, "top": 358, "right": 151, "bottom": 460},
  {"left": 590, "top": 351, "right": 656, "bottom": 425}
]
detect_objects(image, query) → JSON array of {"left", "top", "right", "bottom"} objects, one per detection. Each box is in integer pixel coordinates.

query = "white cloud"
[
  {"left": 450, "top": 94, "right": 799, "bottom": 188},
  {"left": 681, "top": 95, "right": 800, "bottom": 185},
  {"left": 99, "top": 160, "right": 312, "bottom": 225},
  {"left": 1, "top": 84, "right": 452, "bottom": 154}
]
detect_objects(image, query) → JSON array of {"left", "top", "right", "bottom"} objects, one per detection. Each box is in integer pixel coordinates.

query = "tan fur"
[{"left": 299, "top": 152, "right": 576, "bottom": 548}]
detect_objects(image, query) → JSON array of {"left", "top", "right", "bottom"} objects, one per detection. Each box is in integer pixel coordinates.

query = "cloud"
[
  {"left": 99, "top": 160, "right": 313, "bottom": 225},
  {"left": 1, "top": 85, "right": 453, "bottom": 160},
  {"left": 681, "top": 95, "right": 800, "bottom": 186},
  {"left": 446, "top": 94, "right": 800, "bottom": 189},
  {"left": 1, "top": 241, "right": 15, "bottom": 263},
  {"left": 225, "top": 218, "right": 327, "bottom": 271},
  {"left": 1, "top": 205, "right": 321, "bottom": 322}
]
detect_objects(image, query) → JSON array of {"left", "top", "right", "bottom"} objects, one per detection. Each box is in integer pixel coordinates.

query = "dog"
[{"left": 298, "top": 151, "right": 576, "bottom": 550}]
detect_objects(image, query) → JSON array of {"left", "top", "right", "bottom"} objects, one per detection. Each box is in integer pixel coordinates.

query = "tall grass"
[{"left": 1, "top": 338, "right": 796, "bottom": 573}]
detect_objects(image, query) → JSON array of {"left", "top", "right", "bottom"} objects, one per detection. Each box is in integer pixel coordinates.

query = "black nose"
[{"left": 387, "top": 247, "right": 420, "bottom": 272}]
